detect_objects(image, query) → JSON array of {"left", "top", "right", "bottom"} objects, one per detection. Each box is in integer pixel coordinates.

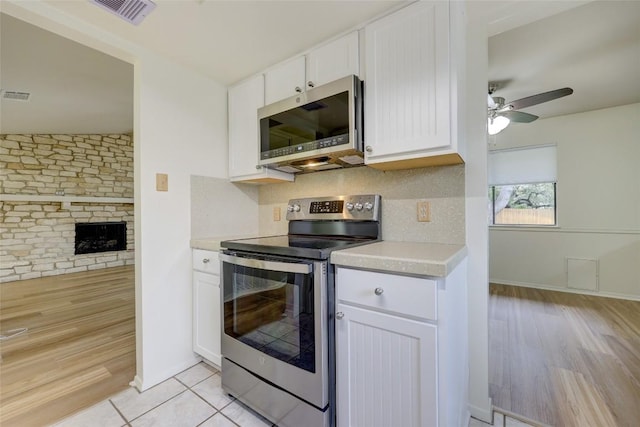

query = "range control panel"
[
  {"left": 286, "top": 195, "right": 380, "bottom": 221},
  {"left": 309, "top": 200, "right": 344, "bottom": 214}
]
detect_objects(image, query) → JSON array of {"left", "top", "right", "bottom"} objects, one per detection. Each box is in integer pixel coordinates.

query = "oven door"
[{"left": 219, "top": 251, "right": 328, "bottom": 409}]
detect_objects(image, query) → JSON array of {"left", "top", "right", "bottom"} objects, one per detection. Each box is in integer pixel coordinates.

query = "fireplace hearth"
[{"left": 75, "top": 221, "right": 127, "bottom": 255}]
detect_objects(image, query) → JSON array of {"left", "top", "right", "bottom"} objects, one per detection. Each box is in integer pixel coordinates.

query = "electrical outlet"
[
  {"left": 156, "top": 173, "right": 168, "bottom": 192},
  {"left": 273, "top": 207, "right": 281, "bottom": 221},
  {"left": 417, "top": 201, "right": 431, "bottom": 222}
]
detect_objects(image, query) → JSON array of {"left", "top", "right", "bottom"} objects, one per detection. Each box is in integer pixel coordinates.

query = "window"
[
  {"left": 488, "top": 145, "right": 557, "bottom": 226},
  {"left": 489, "top": 183, "right": 556, "bottom": 225}
]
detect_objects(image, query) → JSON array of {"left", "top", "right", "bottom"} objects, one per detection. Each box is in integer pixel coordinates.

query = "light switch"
[
  {"left": 273, "top": 207, "right": 281, "bottom": 221},
  {"left": 156, "top": 173, "right": 168, "bottom": 192}
]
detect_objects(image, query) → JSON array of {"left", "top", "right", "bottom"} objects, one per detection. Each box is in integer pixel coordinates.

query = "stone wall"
[
  {"left": 1, "top": 134, "right": 132, "bottom": 197},
  {"left": 0, "top": 134, "right": 134, "bottom": 283}
]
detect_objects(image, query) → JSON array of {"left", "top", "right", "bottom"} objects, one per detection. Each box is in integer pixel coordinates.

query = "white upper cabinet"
[
  {"left": 264, "top": 56, "right": 306, "bottom": 105},
  {"left": 306, "top": 31, "right": 359, "bottom": 89},
  {"left": 364, "top": 1, "right": 464, "bottom": 170},
  {"left": 264, "top": 31, "right": 360, "bottom": 105},
  {"left": 228, "top": 75, "right": 293, "bottom": 183}
]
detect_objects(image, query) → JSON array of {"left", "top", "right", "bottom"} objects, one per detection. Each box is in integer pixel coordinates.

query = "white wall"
[
  {"left": 463, "top": 6, "right": 493, "bottom": 422},
  {"left": 135, "top": 53, "right": 228, "bottom": 388},
  {"left": 489, "top": 103, "right": 640, "bottom": 299},
  {"left": 3, "top": 1, "right": 230, "bottom": 390}
]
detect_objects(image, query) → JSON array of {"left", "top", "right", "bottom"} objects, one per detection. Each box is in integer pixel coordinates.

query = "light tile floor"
[{"left": 51, "top": 362, "right": 537, "bottom": 427}]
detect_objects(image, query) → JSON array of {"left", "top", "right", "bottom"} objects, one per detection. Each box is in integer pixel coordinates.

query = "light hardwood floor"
[
  {"left": 489, "top": 283, "right": 640, "bottom": 427},
  {"left": 0, "top": 266, "right": 135, "bottom": 427}
]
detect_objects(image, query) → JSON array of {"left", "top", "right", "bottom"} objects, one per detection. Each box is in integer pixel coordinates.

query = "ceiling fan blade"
[
  {"left": 501, "top": 110, "right": 539, "bottom": 123},
  {"left": 505, "top": 87, "right": 573, "bottom": 110}
]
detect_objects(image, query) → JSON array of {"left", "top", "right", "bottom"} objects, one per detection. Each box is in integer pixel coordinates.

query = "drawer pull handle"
[
  {"left": 336, "top": 312, "right": 344, "bottom": 320},
  {"left": 202, "top": 258, "right": 210, "bottom": 264},
  {"left": 374, "top": 287, "right": 384, "bottom": 296}
]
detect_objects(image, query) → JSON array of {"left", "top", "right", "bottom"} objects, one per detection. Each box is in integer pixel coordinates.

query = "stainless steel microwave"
[{"left": 258, "top": 75, "right": 363, "bottom": 173}]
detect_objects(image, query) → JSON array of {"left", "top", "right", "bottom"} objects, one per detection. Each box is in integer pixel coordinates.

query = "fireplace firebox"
[{"left": 75, "top": 221, "right": 127, "bottom": 255}]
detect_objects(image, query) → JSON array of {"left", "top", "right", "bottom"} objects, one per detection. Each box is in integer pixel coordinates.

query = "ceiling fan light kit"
[
  {"left": 488, "top": 115, "right": 510, "bottom": 135},
  {"left": 487, "top": 84, "right": 574, "bottom": 135}
]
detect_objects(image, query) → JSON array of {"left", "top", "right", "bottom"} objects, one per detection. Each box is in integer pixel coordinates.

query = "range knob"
[
  {"left": 293, "top": 204, "right": 301, "bottom": 212},
  {"left": 355, "top": 203, "right": 364, "bottom": 211},
  {"left": 364, "top": 202, "right": 374, "bottom": 211},
  {"left": 287, "top": 205, "right": 294, "bottom": 212},
  {"left": 345, "top": 202, "right": 354, "bottom": 211}
]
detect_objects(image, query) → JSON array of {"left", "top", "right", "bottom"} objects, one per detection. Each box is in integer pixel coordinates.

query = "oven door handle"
[{"left": 219, "top": 253, "right": 312, "bottom": 274}]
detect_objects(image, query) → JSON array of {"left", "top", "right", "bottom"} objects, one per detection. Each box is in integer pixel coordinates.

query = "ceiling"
[
  {"left": 1, "top": 0, "right": 639, "bottom": 134},
  {"left": 487, "top": 0, "right": 640, "bottom": 121}
]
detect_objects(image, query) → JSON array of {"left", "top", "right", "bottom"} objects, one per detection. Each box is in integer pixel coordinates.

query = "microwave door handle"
[{"left": 219, "top": 253, "right": 312, "bottom": 275}]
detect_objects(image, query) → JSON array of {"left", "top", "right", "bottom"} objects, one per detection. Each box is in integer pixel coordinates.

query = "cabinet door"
[
  {"left": 228, "top": 75, "right": 264, "bottom": 178},
  {"left": 193, "top": 271, "right": 221, "bottom": 366},
  {"left": 306, "top": 31, "right": 359, "bottom": 88},
  {"left": 228, "top": 75, "right": 293, "bottom": 183},
  {"left": 336, "top": 303, "right": 437, "bottom": 427},
  {"left": 364, "top": 1, "right": 451, "bottom": 164},
  {"left": 264, "top": 56, "right": 306, "bottom": 105}
]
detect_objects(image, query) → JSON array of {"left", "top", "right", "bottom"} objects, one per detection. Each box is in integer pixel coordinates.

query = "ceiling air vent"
[
  {"left": 2, "top": 91, "right": 31, "bottom": 101},
  {"left": 91, "top": 0, "right": 157, "bottom": 25}
]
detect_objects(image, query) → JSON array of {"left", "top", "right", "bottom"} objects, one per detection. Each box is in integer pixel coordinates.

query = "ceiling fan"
[{"left": 487, "top": 83, "right": 573, "bottom": 135}]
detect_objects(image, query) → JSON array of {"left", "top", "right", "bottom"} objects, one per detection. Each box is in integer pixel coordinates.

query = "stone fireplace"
[
  {"left": 0, "top": 133, "right": 134, "bottom": 283},
  {"left": 75, "top": 221, "right": 127, "bottom": 255}
]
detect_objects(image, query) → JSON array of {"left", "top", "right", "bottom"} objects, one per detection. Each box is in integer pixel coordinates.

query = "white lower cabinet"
[
  {"left": 336, "top": 303, "right": 437, "bottom": 427},
  {"left": 335, "top": 263, "right": 468, "bottom": 427},
  {"left": 192, "top": 249, "right": 221, "bottom": 366}
]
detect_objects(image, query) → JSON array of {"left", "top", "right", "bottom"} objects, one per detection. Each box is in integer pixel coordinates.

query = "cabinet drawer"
[
  {"left": 192, "top": 249, "right": 220, "bottom": 274},
  {"left": 337, "top": 267, "right": 437, "bottom": 321}
]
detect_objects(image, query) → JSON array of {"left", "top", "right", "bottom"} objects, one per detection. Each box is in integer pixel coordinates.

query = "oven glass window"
[{"left": 222, "top": 261, "right": 316, "bottom": 373}]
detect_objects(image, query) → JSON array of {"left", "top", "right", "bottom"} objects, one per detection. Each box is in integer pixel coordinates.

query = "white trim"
[
  {"left": 489, "top": 226, "right": 639, "bottom": 235},
  {"left": 131, "top": 356, "right": 202, "bottom": 392},
  {"left": 468, "top": 401, "right": 493, "bottom": 424},
  {"left": 129, "top": 375, "right": 144, "bottom": 392},
  {"left": 488, "top": 143, "right": 556, "bottom": 154},
  {"left": 489, "top": 279, "right": 640, "bottom": 302}
]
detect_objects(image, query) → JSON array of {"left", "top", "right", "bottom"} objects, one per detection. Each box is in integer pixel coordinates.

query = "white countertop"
[
  {"left": 331, "top": 241, "right": 467, "bottom": 277},
  {"left": 190, "top": 235, "right": 256, "bottom": 252},
  {"left": 191, "top": 237, "right": 467, "bottom": 278}
]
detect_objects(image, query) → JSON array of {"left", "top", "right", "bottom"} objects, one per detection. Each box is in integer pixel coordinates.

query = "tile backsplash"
[{"left": 258, "top": 165, "right": 465, "bottom": 245}]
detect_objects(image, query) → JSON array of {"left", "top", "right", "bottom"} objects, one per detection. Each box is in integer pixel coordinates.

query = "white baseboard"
[
  {"left": 489, "top": 279, "right": 640, "bottom": 302},
  {"left": 469, "top": 399, "right": 493, "bottom": 424},
  {"left": 130, "top": 356, "right": 202, "bottom": 392},
  {"left": 130, "top": 375, "right": 143, "bottom": 392}
]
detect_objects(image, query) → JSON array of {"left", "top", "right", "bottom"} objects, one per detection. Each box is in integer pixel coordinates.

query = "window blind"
[{"left": 488, "top": 144, "right": 557, "bottom": 185}]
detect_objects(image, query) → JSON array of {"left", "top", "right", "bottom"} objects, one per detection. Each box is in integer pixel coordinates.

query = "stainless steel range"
[{"left": 219, "top": 194, "right": 381, "bottom": 427}]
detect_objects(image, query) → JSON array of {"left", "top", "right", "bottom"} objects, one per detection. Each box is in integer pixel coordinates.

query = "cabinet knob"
[
  {"left": 202, "top": 258, "right": 210, "bottom": 264},
  {"left": 255, "top": 165, "right": 262, "bottom": 170},
  {"left": 365, "top": 145, "right": 373, "bottom": 153},
  {"left": 295, "top": 86, "right": 302, "bottom": 93},
  {"left": 374, "top": 287, "right": 384, "bottom": 296},
  {"left": 307, "top": 81, "right": 315, "bottom": 88},
  {"left": 336, "top": 312, "right": 344, "bottom": 320}
]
